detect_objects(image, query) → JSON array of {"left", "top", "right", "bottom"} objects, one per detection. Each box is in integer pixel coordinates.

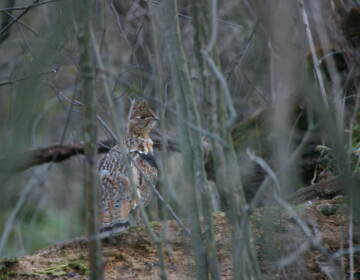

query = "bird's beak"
[{"left": 153, "top": 116, "right": 160, "bottom": 121}]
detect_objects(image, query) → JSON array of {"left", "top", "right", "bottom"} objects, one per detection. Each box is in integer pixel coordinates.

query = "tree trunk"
[{"left": 74, "top": 1, "right": 103, "bottom": 279}]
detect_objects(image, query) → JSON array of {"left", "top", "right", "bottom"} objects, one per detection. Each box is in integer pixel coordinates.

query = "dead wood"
[
  {"left": 0, "top": 108, "right": 270, "bottom": 174},
  {"left": 0, "top": 132, "right": 179, "bottom": 173},
  {"left": 287, "top": 177, "right": 343, "bottom": 204}
]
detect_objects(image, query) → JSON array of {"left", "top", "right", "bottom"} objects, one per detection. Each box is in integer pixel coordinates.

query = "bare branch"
[
  {"left": 0, "top": 68, "right": 59, "bottom": 88},
  {"left": 0, "top": 0, "right": 15, "bottom": 44},
  {"left": 0, "top": 176, "right": 36, "bottom": 255},
  {"left": 0, "top": 133, "right": 179, "bottom": 173},
  {"left": 127, "top": 152, "right": 191, "bottom": 236},
  {"left": 0, "top": 0, "right": 64, "bottom": 12},
  {"left": 297, "top": 0, "right": 329, "bottom": 108},
  {"left": 0, "top": 0, "right": 39, "bottom": 39}
]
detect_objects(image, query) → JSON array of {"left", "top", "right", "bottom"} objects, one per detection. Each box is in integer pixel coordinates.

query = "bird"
[{"left": 98, "top": 98, "right": 159, "bottom": 237}]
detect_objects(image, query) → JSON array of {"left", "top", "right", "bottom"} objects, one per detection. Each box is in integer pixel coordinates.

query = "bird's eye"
[{"left": 139, "top": 115, "right": 146, "bottom": 120}]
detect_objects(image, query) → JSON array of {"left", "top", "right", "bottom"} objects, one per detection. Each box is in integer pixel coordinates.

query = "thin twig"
[
  {"left": 330, "top": 246, "right": 360, "bottom": 261},
  {"left": 247, "top": 149, "right": 281, "bottom": 192},
  {"left": 274, "top": 193, "right": 342, "bottom": 279},
  {"left": 0, "top": 0, "right": 64, "bottom": 12},
  {"left": 0, "top": 0, "right": 40, "bottom": 36},
  {"left": 276, "top": 240, "right": 311, "bottom": 267},
  {"left": 297, "top": 0, "right": 329, "bottom": 108},
  {"left": 43, "top": 86, "right": 119, "bottom": 143},
  {"left": 3, "top": 10, "right": 39, "bottom": 36},
  {"left": 242, "top": 71, "right": 271, "bottom": 104},
  {"left": 205, "top": 0, "right": 218, "bottom": 53},
  {"left": 155, "top": 104, "right": 227, "bottom": 146},
  {"left": 0, "top": 68, "right": 59, "bottom": 87},
  {"left": 349, "top": 206, "right": 354, "bottom": 280},
  {"left": 0, "top": 174, "right": 39, "bottom": 255},
  {"left": 202, "top": 52, "right": 237, "bottom": 127},
  {"left": 227, "top": 21, "right": 259, "bottom": 80},
  {"left": 248, "top": 150, "right": 343, "bottom": 278},
  {"left": 202, "top": 1, "right": 237, "bottom": 128},
  {"left": 127, "top": 155, "right": 168, "bottom": 280},
  {"left": 109, "top": 0, "right": 132, "bottom": 50},
  {"left": 90, "top": 28, "right": 123, "bottom": 140},
  {"left": 126, "top": 152, "right": 191, "bottom": 236},
  {"left": 149, "top": 0, "right": 244, "bottom": 29}
]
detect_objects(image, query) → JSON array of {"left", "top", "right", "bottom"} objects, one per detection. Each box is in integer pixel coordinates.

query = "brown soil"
[{"left": 0, "top": 194, "right": 358, "bottom": 279}]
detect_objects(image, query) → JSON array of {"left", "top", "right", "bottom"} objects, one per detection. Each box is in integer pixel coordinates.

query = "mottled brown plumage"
[{"left": 98, "top": 99, "right": 159, "bottom": 236}]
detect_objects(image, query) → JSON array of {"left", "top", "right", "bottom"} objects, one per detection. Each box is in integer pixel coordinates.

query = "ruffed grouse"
[{"left": 98, "top": 99, "right": 159, "bottom": 237}]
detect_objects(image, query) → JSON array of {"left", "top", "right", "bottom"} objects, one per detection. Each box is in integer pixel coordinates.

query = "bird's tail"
[{"left": 99, "top": 221, "right": 130, "bottom": 239}]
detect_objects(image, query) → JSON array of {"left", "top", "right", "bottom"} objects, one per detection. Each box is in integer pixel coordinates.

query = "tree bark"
[{"left": 74, "top": 0, "right": 103, "bottom": 279}]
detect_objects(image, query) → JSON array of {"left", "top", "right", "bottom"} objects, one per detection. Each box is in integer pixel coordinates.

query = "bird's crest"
[
  {"left": 126, "top": 98, "right": 159, "bottom": 141},
  {"left": 129, "top": 98, "right": 157, "bottom": 120}
]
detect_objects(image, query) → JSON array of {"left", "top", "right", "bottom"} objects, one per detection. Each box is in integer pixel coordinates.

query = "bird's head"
[{"left": 128, "top": 99, "right": 159, "bottom": 137}]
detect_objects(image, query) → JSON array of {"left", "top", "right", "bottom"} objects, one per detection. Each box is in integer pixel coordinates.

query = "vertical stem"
[
  {"left": 160, "top": 1, "right": 209, "bottom": 279},
  {"left": 349, "top": 205, "right": 354, "bottom": 280},
  {"left": 298, "top": 0, "right": 329, "bottom": 108},
  {"left": 0, "top": 0, "right": 16, "bottom": 44},
  {"left": 191, "top": 1, "right": 222, "bottom": 279},
  {"left": 198, "top": 0, "right": 262, "bottom": 277},
  {"left": 75, "top": 1, "right": 103, "bottom": 279}
]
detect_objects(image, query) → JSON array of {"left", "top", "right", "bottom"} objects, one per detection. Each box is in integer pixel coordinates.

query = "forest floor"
[{"left": 0, "top": 178, "right": 358, "bottom": 280}]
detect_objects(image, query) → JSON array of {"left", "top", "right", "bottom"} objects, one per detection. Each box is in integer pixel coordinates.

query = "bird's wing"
[
  {"left": 98, "top": 148, "right": 133, "bottom": 227},
  {"left": 132, "top": 153, "right": 158, "bottom": 208}
]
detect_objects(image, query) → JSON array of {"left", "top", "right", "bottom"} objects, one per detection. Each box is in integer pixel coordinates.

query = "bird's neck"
[{"left": 124, "top": 134, "right": 153, "bottom": 154}]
